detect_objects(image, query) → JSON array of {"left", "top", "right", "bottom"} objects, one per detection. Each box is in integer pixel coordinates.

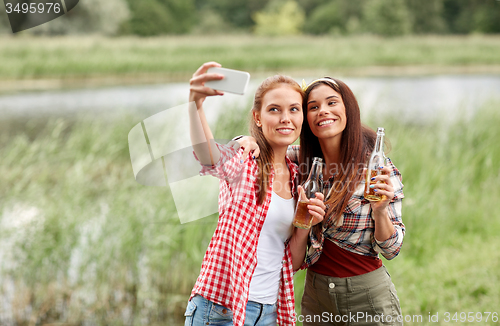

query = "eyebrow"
[
  {"left": 267, "top": 103, "right": 301, "bottom": 108},
  {"left": 307, "top": 95, "right": 339, "bottom": 105}
]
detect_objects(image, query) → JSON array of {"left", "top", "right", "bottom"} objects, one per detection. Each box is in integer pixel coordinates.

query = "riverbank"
[{"left": 1, "top": 34, "right": 500, "bottom": 92}]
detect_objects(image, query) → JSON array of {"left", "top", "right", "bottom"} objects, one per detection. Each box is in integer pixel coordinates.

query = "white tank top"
[{"left": 248, "top": 191, "right": 295, "bottom": 304}]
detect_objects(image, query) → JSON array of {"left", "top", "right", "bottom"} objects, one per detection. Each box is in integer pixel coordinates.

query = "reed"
[{"left": 0, "top": 100, "right": 499, "bottom": 325}]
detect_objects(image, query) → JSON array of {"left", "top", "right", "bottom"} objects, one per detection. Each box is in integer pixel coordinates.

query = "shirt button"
[
  {"left": 329, "top": 283, "right": 335, "bottom": 289},
  {"left": 282, "top": 260, "right": 286, "bottom": 265}
]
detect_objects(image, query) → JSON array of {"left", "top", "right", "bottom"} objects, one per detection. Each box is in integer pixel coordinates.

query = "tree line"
[{"left": 1, "top": 0, "right": 499, "bottom": 36}]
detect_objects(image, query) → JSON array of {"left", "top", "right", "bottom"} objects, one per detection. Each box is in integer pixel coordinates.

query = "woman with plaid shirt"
[
  {"left": 296, "top": 77, "right": 405, "bottom": 326},
  {"left": 184, "top": 62, "right": 326, "bottom": 326}
]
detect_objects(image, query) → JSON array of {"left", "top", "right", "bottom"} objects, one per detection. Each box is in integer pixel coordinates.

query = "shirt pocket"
[{"left": 340, "top": 196, "right": 370, "bottom": 231}]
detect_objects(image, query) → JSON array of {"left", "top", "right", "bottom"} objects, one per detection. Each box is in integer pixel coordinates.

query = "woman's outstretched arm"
[{"left": 189, "top": 61, "right": 225, "bottom": 165}]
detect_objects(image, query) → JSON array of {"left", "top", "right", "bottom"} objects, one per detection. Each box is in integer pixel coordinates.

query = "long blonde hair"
[{"left": 250, "top": 75, "right": 304, "bottom": 205}]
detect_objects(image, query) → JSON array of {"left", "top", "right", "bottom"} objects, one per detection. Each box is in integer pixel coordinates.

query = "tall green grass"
[
  {"left": 1, "top": 101, "right": 499, "bottom": 325},
  {"left": 1, "top": 35, "right": 500, "bottom": 82}
]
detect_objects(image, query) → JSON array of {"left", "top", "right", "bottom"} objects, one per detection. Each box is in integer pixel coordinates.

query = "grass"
[
  {"left": 1, "top": 35, "right": 500, "bottom": 85},
  {"left": 1, "top": 100, "right": 500, "bottom": 325}
]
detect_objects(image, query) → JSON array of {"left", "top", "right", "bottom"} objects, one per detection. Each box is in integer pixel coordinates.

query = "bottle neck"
[
  {"left": 374, "top": 133, "right": 385, "bottom": 154},
  {"left": 308, "top": 160, "right": 322, "bottom": 181}
]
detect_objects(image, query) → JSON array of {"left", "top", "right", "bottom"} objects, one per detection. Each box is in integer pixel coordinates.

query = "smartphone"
[{"left": 205, "top": 67, "right": 250, "bottom": 95}]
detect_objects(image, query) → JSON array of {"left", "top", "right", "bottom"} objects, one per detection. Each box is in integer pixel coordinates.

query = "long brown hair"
[
  {"left": 250, "top": 75, "right": 304, "bottom": 205},
  {"left": 299, "top": 78, "right": 376, "bottom": 222}
]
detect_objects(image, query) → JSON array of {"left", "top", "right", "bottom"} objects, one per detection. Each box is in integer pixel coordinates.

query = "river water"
[{"left": 1, "top": 74, "right": 499, "bottom": 124}]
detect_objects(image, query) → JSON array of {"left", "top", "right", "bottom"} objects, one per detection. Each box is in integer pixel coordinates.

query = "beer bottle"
[
  {"left": 293, "top": 157, "right": 323, "bottom": 229},
  {"left": 364, "top": 127, "right": 387, "bottom": 201}
]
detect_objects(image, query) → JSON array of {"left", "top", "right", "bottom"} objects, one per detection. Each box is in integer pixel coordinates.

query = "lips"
[
  {"left": 276, "top": 128, "right": 295, "bottom": 135},
  {"left": 317, "top": 119, "right": 336, "bottom": 127}
]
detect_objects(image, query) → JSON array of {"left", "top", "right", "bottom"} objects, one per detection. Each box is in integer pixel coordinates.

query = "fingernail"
[
  {"left": 240, "top": 160, "right": 244, "bottom": 164},
  {"left": 378, "top": 166, "right": 384, "bottom": 169},
  {"left": 373, "top": 189, "right": 378, "bottom": 192},
  {"left": 371, "top": 177, "right": 375, "bottom": 181},
  {"left": 369, "top": 185, "right": 374, "bottom": 188},
  {"left": 252, "top": 155, "right": 256, "bottom": 160}
]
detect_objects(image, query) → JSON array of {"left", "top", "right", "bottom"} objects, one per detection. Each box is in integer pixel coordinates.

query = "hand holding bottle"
[
  {"left": 295, "top": 185, "right": 325, "bottom": 228},
  {"left": 293, "top": 157, "right": 325, "bottom": 229},
  {"left": 364, "top": 165, "right": 395, "bottom": 213},
  {"left": 363, "top": 127, "right": 395, "bottom": 212}
]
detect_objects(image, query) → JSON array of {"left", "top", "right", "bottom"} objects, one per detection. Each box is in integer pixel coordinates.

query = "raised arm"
[{"left": 189, "top": 62, "right": 225, "bottom": 165}]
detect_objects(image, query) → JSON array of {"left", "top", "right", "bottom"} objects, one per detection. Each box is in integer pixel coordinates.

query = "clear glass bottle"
[
  {"left": 293, "top": 157, "right": 323, "bottom": 229},
  {"left": 364, "top": 127, "right": 387, "bottom": 201}
]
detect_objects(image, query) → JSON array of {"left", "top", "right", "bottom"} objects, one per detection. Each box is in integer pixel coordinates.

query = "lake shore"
[{"left": 1, "top": 34, "right": 500, "bottom": 92}]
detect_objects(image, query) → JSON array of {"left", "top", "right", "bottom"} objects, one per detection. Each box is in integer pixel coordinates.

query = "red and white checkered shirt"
[{"left": 190, "top": 143, "right": 297, "bottom": 326}]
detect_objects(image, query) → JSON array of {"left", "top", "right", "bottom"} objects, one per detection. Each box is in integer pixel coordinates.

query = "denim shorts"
[{"left": 184, "top": 295, "right": 278, "bottom": 326}]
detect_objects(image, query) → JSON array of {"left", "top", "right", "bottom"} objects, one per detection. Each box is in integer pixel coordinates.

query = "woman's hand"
[
  {"left": 227, "top": 136, "right": 260, "bottom": 161},
  {"left": 308, "top": 191, "right": 326, "bottom": 227},
  {"left": 366, "top": 166, "right": 394, "bottom": 212},
  {"left": 290, "top": 188, "right": 326, "bottom": 271},
  {"left": 297, "top": 185, "right": 325, "bottom": 228},
  {"left": 189, "top": 61, "right": 225, "bottom": 110}
]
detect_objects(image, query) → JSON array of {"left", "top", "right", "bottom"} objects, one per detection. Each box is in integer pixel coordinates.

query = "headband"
[{"left": 301, "top": 77, "right": 338, "bottom": 92}]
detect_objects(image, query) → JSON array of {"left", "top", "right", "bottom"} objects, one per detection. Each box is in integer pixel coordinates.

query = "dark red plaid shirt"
[{"left": 191, "top": 143, "right": 297, "bottom": 326}]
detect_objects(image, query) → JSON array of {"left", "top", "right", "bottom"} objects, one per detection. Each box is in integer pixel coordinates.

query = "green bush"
[
  {"left": 124, "top": 0, "right": 175, "bottom": 36},
  {"left": 405, "top": 0, "right": 447, "bottom": 34},
  {"left": 362, "top": 0, "right": 412, "bottom": 36},
  {"left": 192, "top": 9, "right": 234, "bottom": 35},
  {"left": 157, "top": 0, "right": 196, "bottom": 34},
  {"left": 472, "top": 3, "right": 500, "bottom": 34},
  {"left": 303, "top": 1, "right": 342, "bottom": 35},
  {"left": 123, "top": 0, "right": 195, "bottom": 36},
  {"left": 253, "top": 0, "right": 305, "bottom": 36}
]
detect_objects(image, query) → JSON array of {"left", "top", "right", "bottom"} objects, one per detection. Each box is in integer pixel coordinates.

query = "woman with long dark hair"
[{"left": 298, "top": 77, "right": 404, "bottom": 326}]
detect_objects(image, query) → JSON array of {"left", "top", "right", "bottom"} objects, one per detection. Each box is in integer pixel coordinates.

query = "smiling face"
[
  {"left": 306, "top": 84, "right": 347, "bottom": 143},
  {"left": 253, "top": 85, "right": 303, "bottom": 151}
]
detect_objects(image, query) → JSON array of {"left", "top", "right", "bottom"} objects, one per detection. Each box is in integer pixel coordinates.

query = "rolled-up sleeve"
[
  {"left": 373, "top": 158, "right": 405, "bottom": 260},
  {"left": 194, "top": 143, "right": 244, "bottom": 183}
]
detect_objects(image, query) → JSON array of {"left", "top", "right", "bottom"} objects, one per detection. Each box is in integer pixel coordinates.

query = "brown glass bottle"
[{"left": 293, "top": 157, "right": 323, "bottom": 229}]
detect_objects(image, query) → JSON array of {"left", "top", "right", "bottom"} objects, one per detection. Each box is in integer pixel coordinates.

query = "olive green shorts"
[{"left": 300, "top": 266, "right": 402, "bottom": 326}]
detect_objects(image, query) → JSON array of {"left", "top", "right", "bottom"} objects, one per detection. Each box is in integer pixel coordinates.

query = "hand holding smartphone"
[{"left": 205, "top": 67, "right": 250, "bottom": 95}]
